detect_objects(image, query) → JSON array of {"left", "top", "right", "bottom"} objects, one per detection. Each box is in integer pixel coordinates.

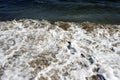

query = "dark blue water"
[{"left": 0, "top": 0, "right": 120, "bottom": 24}]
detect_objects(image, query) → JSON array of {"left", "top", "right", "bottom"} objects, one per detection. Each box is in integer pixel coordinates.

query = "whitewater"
[{"left": 0, "top": 19, "right": 120, "bottom": 80}]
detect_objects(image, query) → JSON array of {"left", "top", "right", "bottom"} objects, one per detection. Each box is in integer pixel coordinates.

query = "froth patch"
[{"left": 0, "top": 19, "right": 120, "bottom": 80}]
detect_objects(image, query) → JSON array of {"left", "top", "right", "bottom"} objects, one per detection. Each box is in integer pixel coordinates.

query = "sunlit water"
[{"left": 0, "top": 19, "right": 120, "bottom": 80}]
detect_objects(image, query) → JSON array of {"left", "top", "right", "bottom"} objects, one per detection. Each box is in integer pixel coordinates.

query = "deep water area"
[{"left": 0, "top": 0, "right": 120, "bottom": 24}]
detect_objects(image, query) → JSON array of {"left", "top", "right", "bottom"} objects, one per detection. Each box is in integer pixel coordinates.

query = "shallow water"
[
  {"left": 0, "top": 0, "right": 120, "bottom": 24},
  {"left": 0, "top": 19, "right": 120, "bottom": 80}
]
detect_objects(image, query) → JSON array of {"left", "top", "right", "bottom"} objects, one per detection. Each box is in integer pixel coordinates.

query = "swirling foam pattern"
[{"left": 0, "top": 19, "right": 120, "bottom": 80}]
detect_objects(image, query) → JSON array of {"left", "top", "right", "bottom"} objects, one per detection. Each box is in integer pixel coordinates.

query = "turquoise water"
[{"left": 0, "top": 0, "right": 120, "bottom": 24}]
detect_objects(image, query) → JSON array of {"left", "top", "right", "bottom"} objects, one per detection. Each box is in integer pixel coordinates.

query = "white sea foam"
[{"left": 0, "top": 19, "right": 120, "bottom": 80}]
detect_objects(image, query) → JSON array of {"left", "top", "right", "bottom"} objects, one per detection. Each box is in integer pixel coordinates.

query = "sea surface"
[
  {"left": 0, "top": 1, "right": 120, "bottom": 80},
  {"left": 0, "top": 0, "right": 120, "bottom": 24}
]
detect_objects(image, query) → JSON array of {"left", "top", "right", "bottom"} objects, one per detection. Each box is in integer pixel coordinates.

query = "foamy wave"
[{"left": 0, "top": 19, "right": 120, "bottom": 80}]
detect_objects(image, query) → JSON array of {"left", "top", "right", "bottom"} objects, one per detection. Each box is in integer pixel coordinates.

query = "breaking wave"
[{"left": 0, "top": 19, "right": 120, "bottom": 80}]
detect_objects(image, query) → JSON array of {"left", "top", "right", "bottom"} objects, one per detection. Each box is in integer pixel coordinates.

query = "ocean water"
[
  {"left": 0, "top": 1, "right": 120, "bottom": 80},
  {"left": 0, "top": 0, "right": 120, "bottom": 24}
]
